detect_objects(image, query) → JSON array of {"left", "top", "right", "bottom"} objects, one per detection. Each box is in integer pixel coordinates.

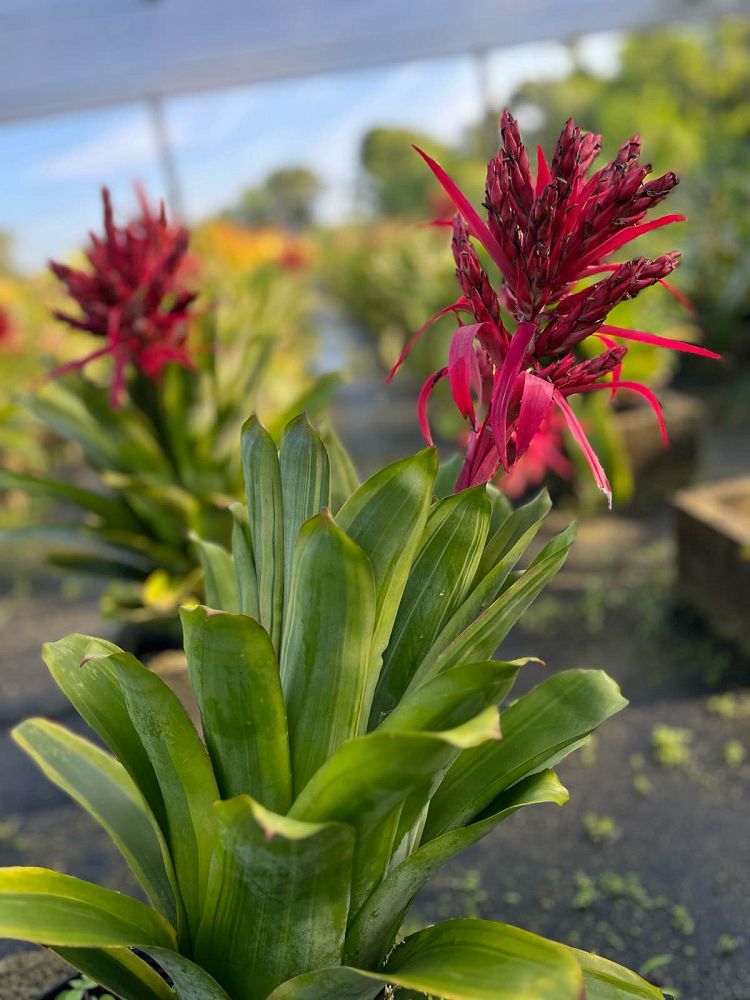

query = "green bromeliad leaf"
[
  {"left": 0, "top": 868, "right": 175, "bottom": 949},
  {"left": 473, "top": 488, "right": 552, "bottom": 584},
  {"left": 43, "top": 634, "right": 166, "bottom": 830},
  {"left": 12, "top": 719, "right": 178, "bottom": 926},
  {"left": 485, "top": 482, "right": 513, "bottom": 532},
  {"left": 181, "top": 605, "right": 292, "bottom": 811},
  {"left": 316, "top": 418, "right": 359, "bottom": 513},
  {"left": 144, "top": 948, "right": 234, "bottom": 1000},
  {"left": 407, "top": 523, "right": 576, "bottom": 691},
  {"left": 53, "top": 947, "right": 174, "bottom": 1000},
  {"left": 280, "top": 511, "right": 376, "bottom": 793},
  {"left": 192, "top": 535, "right": 239, "bottom": 612},
  {"left": 193, "top": 796, "right": 355, "bottom": 1000},
  {"left": 99, "top": 651, "right": 219, "bottom": 943},
  {"left": 242, "top": 416, "right": 285, "bottom": 651},
  {"left": 383, "top": 919, "right": 583, "bottom": 999},
  {"left": 424, "top": 668, "right": 628, "bottom": 840},
  {"left": 0, "top": 469, "right": 142, "bottom": 531},
  {"left": 28, "top": 380, "right": 167, "bottom": 476},
  {"left": 289, "top": 711, "right": 500, "bottom": 916},
  {"left": 271, "top": 919, "right": 583, "bottom": 1000},
  {"left": 279, "top": 414, "right": 331, "bottom": 620},
  {"left": 572, "top": 948, "right": 666, "bottom": 999},
  {"left": 229, "top": 502, "right": 260, "bottom": 620},
  {"left": 370, "top": 485, "right": 492, "bottom": 725},
  {"left": 46, "top": 634, "right": 218, "bottom": 945},
  {"left": 336, "top": 448, "right": 437, "bottom": 672},
  {"left": 433, "top": 454, "right": 463, "bottom": 498},
  {"left": 376, "top": 659, "right": 526, "bottom": 736},
  {"left": 345, "top": 770, "right": 568, "bottom": 969}
]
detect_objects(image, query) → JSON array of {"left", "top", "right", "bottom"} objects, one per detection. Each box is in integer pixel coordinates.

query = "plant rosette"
[
  {"left": 0, "top": 414, "right": 665, "bottom": 1000},
  {"left": 0, "top": 190, "right": 338, "bottom": 624}
]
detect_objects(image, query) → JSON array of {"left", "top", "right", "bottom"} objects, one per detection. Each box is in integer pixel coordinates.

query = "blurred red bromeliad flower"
[
  {"left": 0, "top": 307, "right": 14, "bottom": 347},
  {"left": 49, "top": 187, "right": 197, "bottom": 406},
  {"left": 389, "top": 111, "right": 720, "bottom": 504}
]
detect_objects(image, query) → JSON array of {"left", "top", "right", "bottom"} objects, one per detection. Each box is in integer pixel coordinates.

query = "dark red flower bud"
[{"left": 48, "top": 187, "right": 197, "bottom": 406}]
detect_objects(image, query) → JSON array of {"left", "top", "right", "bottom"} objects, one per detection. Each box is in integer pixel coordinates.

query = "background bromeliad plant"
[
  {"left": 0, "top": 412, "right": 667, "bottom": 999},
  {"left": 0, "top": 192, "right": 338, "bottom": 623}
]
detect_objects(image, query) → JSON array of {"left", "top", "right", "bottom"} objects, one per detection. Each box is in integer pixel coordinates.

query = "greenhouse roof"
[{"left": 1, "top": 0, "right": 745, "bottom": 124}]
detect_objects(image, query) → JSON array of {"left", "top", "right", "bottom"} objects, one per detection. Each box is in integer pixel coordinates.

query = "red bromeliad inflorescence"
[
  {"left": 49, "top": 188, "right": 197, "bottom": 407},
  {"left": 389, "top": 111, "right": 720, "bottom": 504}
]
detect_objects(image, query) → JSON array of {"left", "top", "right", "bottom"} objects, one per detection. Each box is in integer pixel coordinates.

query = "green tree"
[{"left": 233, "top": 167, "right": 322, "bottom": 230}]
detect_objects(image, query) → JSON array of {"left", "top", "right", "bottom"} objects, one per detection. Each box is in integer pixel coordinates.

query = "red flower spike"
[
  {"left": 48, "top": 187, "right": 197, "bottom": 406},
  {"left": 394, "top": 111, "right": 718, "bottom": 504}
]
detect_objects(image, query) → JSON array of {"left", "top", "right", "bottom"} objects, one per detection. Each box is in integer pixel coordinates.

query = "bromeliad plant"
[
  {"left": 0, "top": 190, "right": 337, "bottom": 620},
  {"left": 0, "top": 413, "right": 666, "bottom": 999}
]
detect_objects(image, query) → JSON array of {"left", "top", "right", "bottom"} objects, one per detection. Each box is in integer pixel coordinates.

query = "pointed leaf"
[
  {"left": 229, "top": 502, "right": 261, "bottom": 620},
  {"left": 193, "top": 796, "right": 355, "bottom": 1000},
  {"left": 242, "top": 416, "right": 284, "bottom": 651},
  {"left": 95, "top": 651, "right": 219, "bottom": 943},
  {"left": 280, "top": 512, "right": 376, "bottom": 793},
  {"left": 12, "top": 719, "right": 178, "bottom": 925},
  {"left": 317, "top": 418, "right": 359, "bottom": 513},
  {"left": 192, "top": 536, "right": 239, "bottom": 612},
  {"left": 43, "top": 635, "right": 167, "bottom": 833},
  {"left": 371, "top": 486, "right": 491, "bottom": 725},
  {"left": 53, "top": 947, "right": 174, "bottom": 1000},
  {"left": 289, "top": 713, "right": 500, "bottom": 914},
  {"left": 378, "top": 659, "right": 523, "bottom": 736},
  {"left": 555, "top": 393, "right": 612, "bottom": 507},
  {"left": 424, "top": 669, "right": 627, "bottom": 840},
  {"left": 475, "top": 488, "right": 551, "bottom": 583},
  {"left": 280, "top": 414, "right": 331, "bottom": 621},
  {"left": 181, "top": 605, "right": 292, "bottom": 810},
  {"left": 414, "top": 146, "right": 513, "bottom": 276},
  {"left": 434, "top": 454, "right": 463, "bottom": 498},
  {"left": 383, "top": 919, "right": 583, "bottom": 999},
  {"left": 0, "top": 868, "right": 175, "bottom": 949},
  {"left": 337, "top": 449, "right": 438, "bottom": 671},
  {"left": 572, "top": 948, "right": 666, "bottom": 999},
  {"left": 485, "top": 482, "right": 513, "bottom": 533},
  {"left": 0, "top": 470, "right": 142, "bottom": 531},
  {"left": 273, "top": 919, "right": 583, "bottom": 1000},
  {"left": 409, "top": 523, "right": 575, "bottom": 690},
  {"left": 345, "top": 771, "right": 567, "bottom": 968},
  {"left": 145, "top": 948, "right": 234, "bottom": 1000}
]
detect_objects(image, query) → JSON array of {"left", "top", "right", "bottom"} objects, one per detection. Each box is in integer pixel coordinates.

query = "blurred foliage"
[
  {"left": 0, "top": 222, "right": 339, "bottom": 619},
  {"left": 229, "top": 167, "right": 322, "bottom": 230},
  {"left": 360, "top": 127, "right": 485, "bottom": 219},
  {"left": 320, "top": 221, "right": 457, "bottom": 378}
]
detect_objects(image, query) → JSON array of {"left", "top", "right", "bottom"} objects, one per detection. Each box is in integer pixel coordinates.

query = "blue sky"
[{"left": 0, "top": 33, "right": 619, "bottom": 272}]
